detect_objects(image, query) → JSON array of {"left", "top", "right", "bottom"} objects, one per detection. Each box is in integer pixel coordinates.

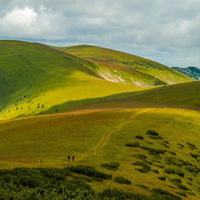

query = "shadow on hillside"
[{"left": 38, "top": 81, "right": 200, "bottom": 116}]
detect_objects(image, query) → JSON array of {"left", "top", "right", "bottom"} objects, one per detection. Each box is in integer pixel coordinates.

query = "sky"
[{"left": 0, "top": 0, "right": 200, "bottom": 68}]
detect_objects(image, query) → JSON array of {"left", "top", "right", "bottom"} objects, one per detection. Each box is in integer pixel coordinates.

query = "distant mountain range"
[{"left": 172, "top": 66, "right": 200, "bottom": 80}]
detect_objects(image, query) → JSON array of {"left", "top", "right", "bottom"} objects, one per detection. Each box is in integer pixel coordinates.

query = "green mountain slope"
[
  {"left": 0, "top": 41, "right": 147, "bottom": 120},
  {"left": 0, "top": 108, "right": 200, "bottom": 199},
  {"left": 60, "top": 45, "right": 194, "bottom": 85},
  {"left": 78, "top": 81, "right": 200, "bottom": 111},
  {"left": 0, "top": 40, "right": 200, "bottom": 199}
]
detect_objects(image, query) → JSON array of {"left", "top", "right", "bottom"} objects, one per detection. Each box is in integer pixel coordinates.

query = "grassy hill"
[
  {"left": 77, "top": 81, "right": 200, "bottom": 111},
  {"left": 0, "top": 41, "right": 148, "bottom": 120},
  {"left": 0, "top": 108, "right": 200, "bottom": 199},
  {"left": 0, "top": 40, "right": 199, "bottom": 199},
  {"left": 59, "top": 45, "right": 194, "bottom": 85}
]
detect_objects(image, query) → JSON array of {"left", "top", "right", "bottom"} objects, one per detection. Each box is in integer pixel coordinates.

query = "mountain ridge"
[{"left": 172, "top": 66, "right": 200, "bottom": 80}]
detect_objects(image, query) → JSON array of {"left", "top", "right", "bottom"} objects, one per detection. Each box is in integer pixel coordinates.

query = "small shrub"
[
  {"left": 158, "top": 176, "right": 166, "bottom": 181},
  {"left": 125, "top": 142, "right": 140, "bottom": 147},
  {"left": 148, "top": 149, "right": 167, "bottom": 156},
  {"left": 176, "top": 192, "right": 187, "bottom": 197},
  {"left": 169, "top": 151, "right": 176, "bottom": 155},
  {"left": 163, "top": 140, "right": 170, "bottom": 144},
  {"left": 114, "top": 176, "right": 131, "bottom": 185},
  {"left": 149, "top": 135, "right": 163, "bottom": 140},
  {"left": 136, "top": 184, "right": 148, "bottom": 189},
  {"left": 186, "top": 166, "right": 200, "bottom": 174},
  {"left": 164, "top": 168, "right": 184, "bottom": 177},
  {"left": 133, "top": 161, "right": 151, "bottom": 173},
  {"left": 186, "top": 142, "right": 197, "bottom": 150},
  {"left": 170, "top": 178, "right": 182, "bottom": 185},
  {"left": 178, "top": 144, "right": 184, "bottom": 148},
  {"left": 133, "top": 154, "right": 147, "bottom": 160},
  {"left": 152, "top": 169, "right": 159, "bottom": 174},
  {"left": 69, "top": 165, "right": 112, "bottom": 180},
  {"left": 135, "top": 135, "right": 144, "bottom": 140},
  {"left": 146, "top": 130, "right": 159, "bottom": 136},
  {"left": 152, "top": 188, "right": 182, "bottom": 200},
  {"left": 190, "top": 153, "right": 199, "bottom": 159},
  {"left": 177, "top": 184, "right": 189, "bottom": 191},
  {"left": 101, "top": 162, "right": 120, "bottom": 171},
  {"left": 162, "top": 143, "right": 170, "bottom": 148}
]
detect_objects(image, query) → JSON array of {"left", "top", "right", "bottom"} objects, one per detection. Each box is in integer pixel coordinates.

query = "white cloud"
[{"left": 0, "top": 0, "right": 200, "bottom": 67}]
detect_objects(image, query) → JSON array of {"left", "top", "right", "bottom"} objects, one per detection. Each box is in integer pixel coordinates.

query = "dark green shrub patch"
[
  {"left": 165, "top": 156, "right": 192, "bottom": 167},
  {"left": 177, "top": 184, "right": 189, "bottom": 191},
  {"left": 168, "top": 151, "right": 176, "bottom": 155},
  {"left": 99, "top": 188, "right": 149, "bottom": 200},
  {"left": 158, "top": 176, "right": 166, "bottom": 181},
  {"left": 133, "top": 154, "right": 147, "bottom": 160},
  {"left": 101, "top": 162, "right": 120, "bottom": 171},
  {"left": 186, "top": 166, "right": 200, "bottom": 174},
  {"left": 125, "top": 142, "right": 140, "bottom": 147},
  {"left": 152, "top": 169, "right": 159, "bottom": 174},
  {"left": 135, "top": 135, "right": 144, "bottom": 140},
  {"left": 114, "top": 176, "right": 131, "bottom": 185},
  {"left": 69, "top": 165, "right": 112, "bottom": 180},
  {"left": 189, "top": 153, "right": 200, "bottom": 159},
  {"left": 148, "top": 149, "right": 167, "bottom": 156},
  {"left": 176, "top": 192, "right": 187, "bottom": 197},
  {"left": 177, "top": 144, "right": 184, "bottom": 149},
  {"left": 186, "top": 142, "right": 197, "bottom": 150},
  {"left": 149, "top": 135, "right": 163, "bottom": 140},
  {"left": 133, "top": 161, "right": 151, "bottom": 173},
  {"left": 154, "top": 164, "right": 164, "bottom": 169},
  {"left": 162, "top": 143, "right": 170, "bottom": 148},
  {"left": 151, "top": 188, "right": 182, "bottom": 200},
  {"left": 170, "top": 178, "right": 182, "bottom": 185},
  {"left": 146, "top": 130, "right": 159, "bottom": 136},
  {"left": 164, "top": 168, "right": 184, "bottom": 177},
  {"left": 136, "top": 184, "right": 149, "bottom": 189}
]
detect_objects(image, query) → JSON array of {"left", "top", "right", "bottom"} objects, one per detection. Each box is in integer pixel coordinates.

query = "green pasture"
[{"left": 0, "top": 108, "right": 199, "bottom": 199}]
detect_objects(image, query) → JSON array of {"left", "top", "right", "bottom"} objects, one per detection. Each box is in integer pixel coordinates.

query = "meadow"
[{"left": 0, "top": 40, "right": 199, "bottom": 199}]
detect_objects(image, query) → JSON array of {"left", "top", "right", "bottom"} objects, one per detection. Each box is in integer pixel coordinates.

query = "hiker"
[
  {"left": 72, "top": 155, "right": 75, "bottom": 161},
  {"left": 68, "top": 155, "right": 70, "bottom": 162}
]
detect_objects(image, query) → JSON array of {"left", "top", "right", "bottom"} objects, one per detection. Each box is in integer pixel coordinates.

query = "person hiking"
[
  {"left": 68, "top": 155, "right": 70, "bottom": 162},
  {"left": 72, "top": 155, "right": 75, "bottom": 161}
]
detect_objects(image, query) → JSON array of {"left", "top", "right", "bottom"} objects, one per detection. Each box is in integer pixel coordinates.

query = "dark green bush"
[
  {"left": 164, "top": 168, "right": 184, "bottom": 177},
  {"left": 133, "top": 154, "right": 147, "bottom": 160},
  {"left": 190, "top": 153, "right": 199, "bottom": 159},
  {"left": 149, "top": 135, "right": 163, "bottom": 140},
  {"left": 69, "top": 165, "right": 112, "bottom": 180},
  {"left": 146, "top": 130, "right": 159, "bottom": 136},
  {"left": 158, "top": 176, "right": 166, "bottom": 181},
  {"left": 135, "top": 135, "right": 144, "bottom": 140},
  {"left": 170, "top": 178, "right": 182, "bottom": 185},
  {"left": 125, "top": 142, "right": 140, "bottom": 147},
  {"left": 186, "top": 166, "right": 200, "bottom": 174},
  {"left": 114, "top": 176, "right": 131, "bottom": 185},
  {"left": 176, "top": 192, "right": 187, "bottom": 197},
  {"left": 101, "top": 162, "right": 120, "bottom": 171},
  {"left": 177, "top": 184, "right": 189, "bottom": 191},
  {"left": 168, "top": 151, "right": 176, "bottom": 155},
  {"left": 99, "top": 188, "right": 148, "bottom": 200},
  {"left": 152, "top": 169, "right": 159, "bottom": 174},
  {"left": 152, "top": 188, "right": 182, "bottom": 200},
  {"left": 148, "top": 149, "right": 167, "bottom": 156},
  {"left": 133, "top": 161, "right": 151, "bottom": 173},
  {"left": 186, "top": 142, "right": 197, "bottom": 150}
]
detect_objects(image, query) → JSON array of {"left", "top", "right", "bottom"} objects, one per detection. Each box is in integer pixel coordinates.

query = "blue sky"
[{"left": 0, "top": 0, "right": 200, "bottom": 68}]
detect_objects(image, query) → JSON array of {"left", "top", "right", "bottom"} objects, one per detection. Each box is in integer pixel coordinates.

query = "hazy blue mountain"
[{"left": 172, "top": 66, "right": 200, "bottom": 80}]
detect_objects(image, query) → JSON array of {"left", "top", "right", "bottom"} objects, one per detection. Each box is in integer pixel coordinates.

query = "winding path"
[{"left": 76, "top": 108, "right": 155, "bottom": 161}]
